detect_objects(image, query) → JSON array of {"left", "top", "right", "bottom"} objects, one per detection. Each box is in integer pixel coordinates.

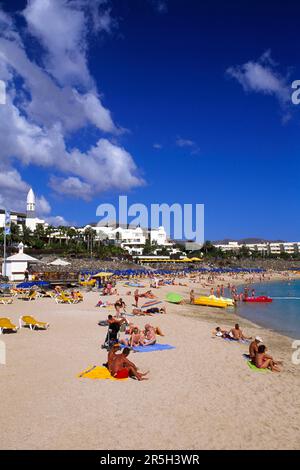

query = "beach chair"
[
  {"left": 0, "top": 317, "right": 19, "bottom": 334},
  {"left": 20, "top": 291, "right": 37, "bottom": 301},
  {"left": 0, "top": 297, "right": 13, "bottom": 305},
  {"left": 55, "top": 293, "right": 79, "bottom": 304},
  {"left": 19, "top": 315, "right": 49, "bottom": 331}
]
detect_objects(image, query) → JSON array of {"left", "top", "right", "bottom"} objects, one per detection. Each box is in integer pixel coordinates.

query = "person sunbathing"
[
  {"left": 120, "top": 327, "right": 142, "bottom": 347},
  {"left": 140, "top": 324, "right": 156, "bottom": 346},
  {"left": 110, "top": 347, "right": 149, "bottom": 380},
  {"left": 105, "top": 343, "right": 121, "bottom": 370},
  {"left": 254, "top": 345, "right": 281, "bottom": 372},
  {"left": 145, "top": 306, "right": 167, "bottom": 315},
  {"left": 140, "top": 290, "right": 156, "bottom": 299},
  {"left": 114, "top": 298, "right": 126, "bottom": 316},
  {"left": 212, "top": 326, "right": 229, "bottom": 338},
  {"left": 129, "top": 327, "right": 143, "bottom": 347},
  {"left": 249, "top": 336, "right": 263, "bottom": 361},
  {"left": 132, "top": 308, "right": 153, "bottom": 316},
  {"left": 229, "top": 324, "right": 252, "bottom": 341}
]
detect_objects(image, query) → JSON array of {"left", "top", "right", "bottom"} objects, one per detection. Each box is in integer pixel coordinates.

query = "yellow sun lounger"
[
  {"left": 0, "top": 297, "right": 13, "bottom": 305},
  {"left": 20, "top": 291, "right": 37, "bottom": 301},
  {"left": 55, "top": 293, "right": 79, "bottom": 304},
  {"left": 19, "top": 315, "right": 49, "bottom": 331},
  {"left": 0, "top": 317, "right": 19, "bottom": 334}
]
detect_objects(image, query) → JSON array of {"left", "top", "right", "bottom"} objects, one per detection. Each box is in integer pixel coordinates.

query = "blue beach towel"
[{"left": 121, "top": 343, "right": 175, "bottom": 353}]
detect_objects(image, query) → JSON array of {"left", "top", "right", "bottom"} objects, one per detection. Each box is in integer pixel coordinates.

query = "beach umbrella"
[
  {"left": 48, "top": 258, "right": 71, "bottom": 266},
  {"left": 141, "top": 300, "right": 163, "bottom": 309},
  {"left": 93, "top": 272, "right": 114, "bottom": 278},
  {"left": 16, "top": 281, "right": 50, "bottom": 288},
  {"left": 166, "top": 292, "right": 183, "bottom": 304}
]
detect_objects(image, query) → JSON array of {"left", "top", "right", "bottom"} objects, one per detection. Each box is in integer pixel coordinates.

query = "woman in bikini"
[{"left": 254, "top": 345, "right": 281, "bottom": 372}]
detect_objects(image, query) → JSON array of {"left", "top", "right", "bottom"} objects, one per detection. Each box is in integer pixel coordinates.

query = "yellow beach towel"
[{"left": 77, "top": 365, "right": 128, "bottom": 381}]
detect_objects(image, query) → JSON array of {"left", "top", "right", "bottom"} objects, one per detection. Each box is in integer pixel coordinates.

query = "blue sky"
[{"left": 0, "top": 0, "right": 300, "bottom": 240}]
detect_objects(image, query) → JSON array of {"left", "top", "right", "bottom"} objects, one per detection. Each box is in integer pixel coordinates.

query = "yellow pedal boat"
[
  {"left": 210, "top": 295, "right": 235, "bottom": 307},
  {"left": 194, "top": 296, "right": 228, "bottom": 308}
]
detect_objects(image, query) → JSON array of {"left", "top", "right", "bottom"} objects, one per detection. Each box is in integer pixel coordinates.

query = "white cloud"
[
  {"left": 49, "top": 176, "right": 93, "bottom": 200},
  {"left": 149, "top": 1, "right": 168, "bottom": 14},
  {"left": 153, "top": 143, "right": 162, "bottom": 149},
  {"left": 176, "top": 137, "right": 200, "bottom": 155},
  {"left": 0, "top": 96, "right": 144, "bottom": 200},
  {"left": 0, "top": 0, "right": 144, "bottom": 220},
  {"left": 45, "top": 215, "right": 69, "bottom": 227},
  {"left": 0, "top": 37, "right": 118, "bottom": 133},
  {"left": 0, "top": 167, "right": 54, "bottom": 218},
  {"left": 23, "top": 0, "right": 114, "bottom": 88},
  {"left": 227, "top": 51, "right": 291, "bottom": 107},
  {"left": 36, "top": 196, "right": 51, "bottom": 215}
]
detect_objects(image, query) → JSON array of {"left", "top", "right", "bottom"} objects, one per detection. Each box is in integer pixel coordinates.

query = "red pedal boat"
[{"left": 243, "top": 296, "right": 273, "bottom": 303}]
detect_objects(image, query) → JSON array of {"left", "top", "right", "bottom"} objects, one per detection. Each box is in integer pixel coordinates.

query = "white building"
[
  {"left": 77, "top": 223, "right": 174, "bottom": 256},
  {"left": 25, "top": 188, "right": 46, "bottom": 232},
  {"left": 0, "top": 188, "right": 47, "bottom": 232},
  {"left": 0, "top": 209, "right": 26, "bottom": 229},
  {"left": 2, "top": 243, "right": 41, "bottom": 281},
  {"left": 214, "top": 241, "right": 300, "bottom": 256}
]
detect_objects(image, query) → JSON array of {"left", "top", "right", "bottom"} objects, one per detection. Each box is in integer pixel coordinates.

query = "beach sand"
[{"left": 0, "top": 277, "right": 300, "bottom": 450}]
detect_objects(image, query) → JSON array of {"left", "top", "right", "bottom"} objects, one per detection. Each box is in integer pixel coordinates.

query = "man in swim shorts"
[
  {"left": 229, "top": 324, "right": 252, "bottom": 341},
  {"left": 110, "top": 348, "right": 149, "bottom": 380}
]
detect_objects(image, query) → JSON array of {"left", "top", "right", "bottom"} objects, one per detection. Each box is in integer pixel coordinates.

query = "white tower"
[{"left": 26, "top": 188, "right": 36, "bottom": 218}]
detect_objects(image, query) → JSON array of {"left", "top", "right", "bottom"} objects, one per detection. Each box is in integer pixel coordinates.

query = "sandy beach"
[{"left": 1, "top": 273, "right": 300, "bottom": 450}]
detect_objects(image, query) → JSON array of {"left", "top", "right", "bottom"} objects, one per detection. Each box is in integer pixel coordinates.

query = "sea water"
[{"left": 233, "top": 279, "right": 300, "bottom": 339}]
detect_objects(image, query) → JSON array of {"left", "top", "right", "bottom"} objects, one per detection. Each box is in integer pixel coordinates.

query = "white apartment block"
[
  {"left": 77, "top": 224, "right": 174, "bottom": 256},
  {"left": 214, "top": 241, "right": 300, "bottom": 256}
]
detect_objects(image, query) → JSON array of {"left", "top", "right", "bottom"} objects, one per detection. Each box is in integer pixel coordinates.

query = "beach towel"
[
  {"left": 243, "top": 353, "right": 251, "bottom": 360},
  {"left": 141, "top": 300, "right": 162, "bottom": 309},
  {"left": 222, "top": 337, "right": 250, "bottom": 344},
  {"left": 77, "top": 365, "right": 128, "bottom": 380},
  {"left": 247, "top": 361, "right": 269, "bottom": 373},
  {"left": 121, "top": 343, "right": 175, "bottom": 353}
]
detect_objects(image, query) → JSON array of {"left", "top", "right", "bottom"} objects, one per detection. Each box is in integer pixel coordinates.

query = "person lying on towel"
[{"left": 212, "top": 326, "right": 230, "bottom": 338}]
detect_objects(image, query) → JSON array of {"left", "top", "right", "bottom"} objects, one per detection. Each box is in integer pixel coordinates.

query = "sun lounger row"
[
  {"left": 0, "top": 298, "right": 13, "bottom": 305},
  {"left": 0, "top": 316, "right": 49, "bottom": 334}
]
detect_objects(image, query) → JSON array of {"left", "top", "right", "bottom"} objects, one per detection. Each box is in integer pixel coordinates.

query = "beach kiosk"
[{"left": 2, "top": 243, "right": 41, "bottom": 281}]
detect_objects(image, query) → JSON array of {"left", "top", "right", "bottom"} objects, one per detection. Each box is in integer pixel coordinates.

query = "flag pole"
[
  {"left": 3, "top": 216, "right": 6, "bottom": 278},
  {"left": 3, "top": 210, "right": 11, "bottom": 278}
]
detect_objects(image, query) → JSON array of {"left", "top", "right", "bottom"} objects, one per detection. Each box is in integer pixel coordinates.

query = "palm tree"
[
  {"left": 66, "top": 227, "right": 78, "bottom": 245},
  {"left": 84, "top": 227, "right": 96, "bottom": 255},
  {"left": 45, "top": 225, "right": 55, "bottom": 245}
]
